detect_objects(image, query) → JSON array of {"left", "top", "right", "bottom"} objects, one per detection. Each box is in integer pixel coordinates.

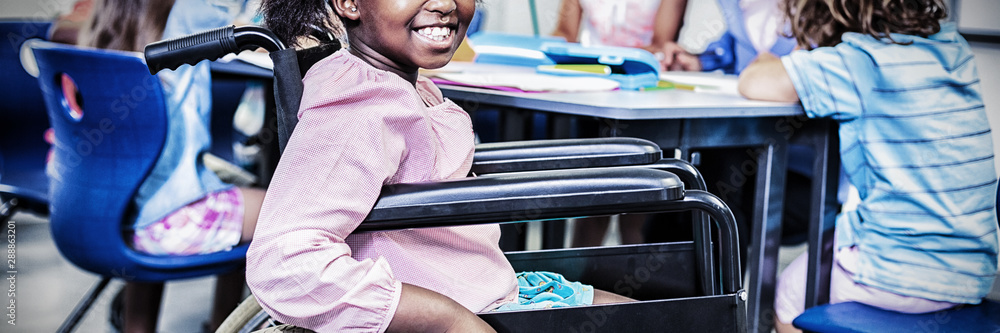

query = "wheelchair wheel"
[{"left": 215, "top": 295, "right": 314, "bottom": 333}]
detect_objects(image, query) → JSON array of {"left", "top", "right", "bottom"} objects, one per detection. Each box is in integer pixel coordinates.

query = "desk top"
[
  {"left": 439, "top": 84, "right": 803, "bottom": 120},
  {"left": 206, "top": 56, "right": 803, "bottom": 120}
]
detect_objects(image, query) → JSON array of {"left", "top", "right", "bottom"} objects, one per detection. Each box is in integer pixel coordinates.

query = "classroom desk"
[{"left": 439, "top": 84, "right": 841, "bottom": 333}]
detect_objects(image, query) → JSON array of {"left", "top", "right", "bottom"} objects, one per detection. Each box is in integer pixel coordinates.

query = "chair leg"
[
  {"left": 211, "top": 269, "right": 247, "bottom": 331},
  {"left": 123, "top": 281, "right": 165, "bottom": 333},
  {"left": 56, "top": 277, "right": 112, "bottom": 333}
]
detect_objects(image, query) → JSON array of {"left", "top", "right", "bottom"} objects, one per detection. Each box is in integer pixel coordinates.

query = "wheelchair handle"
[{"left": 143, "top": 25, "right": 285, "bottom": 75}]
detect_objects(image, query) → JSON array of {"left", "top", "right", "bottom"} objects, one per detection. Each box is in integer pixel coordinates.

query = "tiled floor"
[
  {"left": 9, "top": 212, "right": 225, "bottom": 333},
  {"left": 9, "top": 212, "right": 1000, "bottom": 333}
]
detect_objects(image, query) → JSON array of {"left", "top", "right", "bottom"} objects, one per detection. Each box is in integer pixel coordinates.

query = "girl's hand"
[{"left": 648, "top": 42, "right": 702, "bottom": 72}]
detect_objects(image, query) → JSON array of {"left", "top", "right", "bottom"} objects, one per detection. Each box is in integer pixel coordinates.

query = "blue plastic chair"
[
  {"left": 793, "top": 300, "right": 1000, "bottom": 333},
  {"left": 793, "top": 184, "right": 1000, "bottom": 332},
  {"left": 0, "top": 19, "right": 54, "bottom": 221},
  {"left": 27, "top": 39, "right": 248, "bottom": 332}
]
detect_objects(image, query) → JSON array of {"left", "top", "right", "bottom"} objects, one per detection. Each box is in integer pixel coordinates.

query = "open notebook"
[
  {"left": 429, "top": 72, "right": 621, "bottom": 93},
  {"left": 658, "top": 71, "right": 741, "bottom": 96},
  {"left": 424, "top": 61, "right": 621, "bottom": 93}
]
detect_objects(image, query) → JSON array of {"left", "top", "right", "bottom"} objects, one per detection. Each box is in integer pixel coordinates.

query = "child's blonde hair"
[
  {"left": 784, "top": 0, "right": 948, "bottom": 49},
  {"left": 81, "top": 0, "right": 176, "bottom": 52}
]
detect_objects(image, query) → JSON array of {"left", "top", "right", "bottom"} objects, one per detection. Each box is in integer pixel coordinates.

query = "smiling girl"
[{"left": 245, "top": 1, "right": 630, "bottom": 332}]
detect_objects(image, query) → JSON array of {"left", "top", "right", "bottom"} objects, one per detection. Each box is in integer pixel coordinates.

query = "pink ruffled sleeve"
[{"left": 246, "top": 54, "right": 425, "bottom": 332}]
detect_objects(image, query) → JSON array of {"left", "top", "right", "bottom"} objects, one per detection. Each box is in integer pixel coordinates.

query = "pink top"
[
  {"left": 579, "top": 0, "right": 661, "bottom": 48},
  {"left": 246, "top": 50, "right": 518, "bottom": 332}
]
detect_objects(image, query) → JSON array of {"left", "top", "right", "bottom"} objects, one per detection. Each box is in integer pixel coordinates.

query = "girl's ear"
[{"left": 331, "top": 0, "right": 360, "bottom": 21}]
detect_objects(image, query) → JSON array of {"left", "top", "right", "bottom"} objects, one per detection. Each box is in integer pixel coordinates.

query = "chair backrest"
[
  {"left": 30, "top": 40, "right": 246, "bottom": 282},
  {"left": 0, "top": 20, "right": 54, "bottom": 210}
]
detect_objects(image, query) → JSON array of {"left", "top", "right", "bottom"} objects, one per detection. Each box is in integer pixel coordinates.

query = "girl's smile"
[
  {"left": 414, "top": 26, "right": 455, "bottom": 45},
  {"left": 336, "top": 0, "right": 475, "bottom": 84},
  {"left": 411, "top": 19, "right": 459, "bottom": 53}
]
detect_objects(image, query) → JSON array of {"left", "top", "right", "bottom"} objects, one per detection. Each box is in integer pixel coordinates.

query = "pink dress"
[
  {"left": 578, "top": 0, "right": 662, "bottom": 48},
  {"left": 246, "top": 50, "right": 518, "bottom": 332}
]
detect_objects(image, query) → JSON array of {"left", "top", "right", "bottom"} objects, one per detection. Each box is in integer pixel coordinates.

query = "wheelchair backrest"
[{"left": 269, "top": 42, "right": 341, "bottom": 152}]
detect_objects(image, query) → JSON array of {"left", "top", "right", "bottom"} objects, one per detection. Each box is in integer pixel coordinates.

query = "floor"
[
  {"left": 9, "top": 211, "right": 223, "bottom": 333},
  {"left": 8, "top": 212, "right": 1000, "bottom": 333}
]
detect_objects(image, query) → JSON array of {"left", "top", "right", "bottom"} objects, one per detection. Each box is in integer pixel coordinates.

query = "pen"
[{"left": 536, "top": 64, "right": 612, "bottom": 75}]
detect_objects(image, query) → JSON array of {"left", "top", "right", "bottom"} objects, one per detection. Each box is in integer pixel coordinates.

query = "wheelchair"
[{"left": 143, "top": 26, "right": 748, "bottom": 332}]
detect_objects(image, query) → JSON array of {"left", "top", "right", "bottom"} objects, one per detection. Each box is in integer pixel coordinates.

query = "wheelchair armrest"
[
  {"left": 470, "top": 137, "right": 662, "bottom": 174},
  {"left": 130, "top": 168, "right": 678, "bottom": 272},
  {"left": 361, "top": 167, "right": 741, "bottom": 294},
  {"left": 362, "top": 167, "right": 681, "bottom": 229}
]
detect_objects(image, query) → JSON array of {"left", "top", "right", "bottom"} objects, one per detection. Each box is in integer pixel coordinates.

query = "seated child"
[
  {"left": 552, "top": 0, "right": 689, "bottom": 71},
  {"left": 737, "top": 0, "right": 998, "bottom": 332},
  {"left": 246, "top": 0, "right": 632, "bottom": 332},
  {"left": 71, "top": 0, "right": 267, "bottom": 331}
]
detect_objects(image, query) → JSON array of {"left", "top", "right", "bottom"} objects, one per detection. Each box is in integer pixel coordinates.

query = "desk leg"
[
  {"left": 678, "top": 117, "right": 788, "bottom": 333},
  {"left": 800, "top": 120, "right": 840, "bottom": 308},
  {"left": 495, "top": 108, "right": 532, "bottom": 251},
  {"left": 746, "top": 141, "right": 787, "bottom": 333},
  {"left": 540, "top": 114, "right": 583, "bottom": 249}
]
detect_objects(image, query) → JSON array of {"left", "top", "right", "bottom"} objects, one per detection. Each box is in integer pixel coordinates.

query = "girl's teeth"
[{"left": 419, "top": 27, "right": 451, "bottom": 40}]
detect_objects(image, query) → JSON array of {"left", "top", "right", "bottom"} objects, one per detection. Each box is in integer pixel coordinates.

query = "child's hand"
[{"left": 649, "top": 42, "right": 701, "bottom": 72}]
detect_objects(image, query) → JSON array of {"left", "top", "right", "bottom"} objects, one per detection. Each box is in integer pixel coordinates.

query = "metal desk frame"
[{"left": 440, "top": 84, "right": 840, "bottom": 333}]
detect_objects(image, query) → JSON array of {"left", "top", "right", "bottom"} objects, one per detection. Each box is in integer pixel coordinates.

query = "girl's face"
[{"left": 341, "top": 0, "right": 476, "bottom": 79}]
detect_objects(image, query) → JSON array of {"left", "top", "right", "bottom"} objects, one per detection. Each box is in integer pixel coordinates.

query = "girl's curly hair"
[
  {"left": 260, "top": 0, "right": 343, "bottom": 48},
  {"left": 784, "top": 0, "right": 948, "bottom": 49}
]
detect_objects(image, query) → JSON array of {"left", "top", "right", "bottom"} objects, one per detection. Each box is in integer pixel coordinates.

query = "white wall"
[
  {"left": 480, "top": 0, "right": 560, "bottom": 37},
  {"left": 0, "top": 0, "right": 77, "bottom": 19},
  {"left": 971, "top": 42, "right": 1000, "bottom": 175},
  {"left": 956, "top": 0, "right": 1000, "bottom": 35}
]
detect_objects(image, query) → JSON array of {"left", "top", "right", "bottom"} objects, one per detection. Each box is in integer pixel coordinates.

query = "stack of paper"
[{"left": 429, "top": 71, "right": 620, "bottom": 93}]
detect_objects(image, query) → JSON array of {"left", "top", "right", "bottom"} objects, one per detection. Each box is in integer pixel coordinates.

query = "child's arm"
[
  {"left": 738, "top": 52, "right": 799, "bottom": 103},
  {"left": 647, "top": 0, "right": 686, "bottom": 52},
  {"left": 388, "top": 284, "right": 496, "bottom": 333},
  {"left": 552, "top": 0, "right": 583, "bottom": 42},
  {"left": 646, "top": 0, "right": 697, "bottom": 71}
]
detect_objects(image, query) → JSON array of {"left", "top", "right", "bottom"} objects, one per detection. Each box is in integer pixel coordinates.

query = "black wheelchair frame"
[{"left": 145, "top": 25, "right": 748, "bottom": 332}]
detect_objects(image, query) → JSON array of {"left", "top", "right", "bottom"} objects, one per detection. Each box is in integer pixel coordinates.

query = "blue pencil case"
[
  {"left": 539, "top": 42, "right": 660, "bottom": 90},
  {"left": 468, "top": 32, "right": 559, "bottom": 67},
  {"left": 468, "top": 33, "right": 661, "bottom": 90}
]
